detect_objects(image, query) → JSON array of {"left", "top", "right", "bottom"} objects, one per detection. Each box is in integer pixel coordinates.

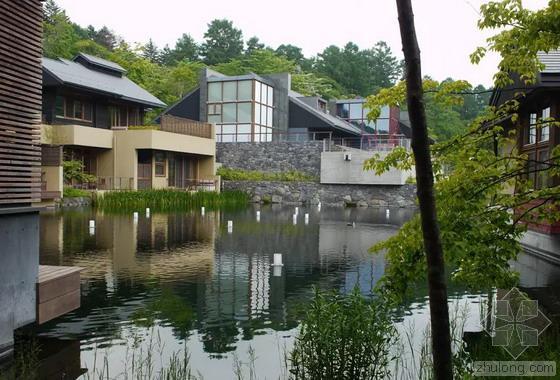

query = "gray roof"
[
  {"left": 538, "top": 50, "right": 560, "bottom": 74},
  {"left": 76, "top": 52, "right": 127, "bottom": 73},
  {"left": 289, "top": 93, "right": 362, "bottom": 135},
  {"left": 42, "top": 57, "right": 166, "bottom": 108}
]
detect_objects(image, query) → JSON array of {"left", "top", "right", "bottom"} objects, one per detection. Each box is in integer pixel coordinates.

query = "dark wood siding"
[{"left": 0, "top": 0, "right": 43, "bottom": 207}]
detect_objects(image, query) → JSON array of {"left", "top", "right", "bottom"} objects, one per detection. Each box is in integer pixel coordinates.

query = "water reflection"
[{"left": 24, "top": 206, "right": 560, "bottom": 378}]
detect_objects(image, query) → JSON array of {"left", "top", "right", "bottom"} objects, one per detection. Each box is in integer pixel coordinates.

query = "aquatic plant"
[
  {"left": 94, "top": 189, "right": 248, "bottom": 212},
  {"left": 289, "top": 287, "right": 397, "bottom": 380}
]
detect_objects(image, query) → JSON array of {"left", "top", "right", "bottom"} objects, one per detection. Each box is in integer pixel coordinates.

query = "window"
[
  {"left": 540, "top": 107, "right": 550, "bottom": 142},
  {"left": 349, "top": 103, "right": 363, "bottom": 120},
  {"left": 55, "top": 96, "right": 93, "bottom": 122},
  {"left": 154, "top": 152, "right": 166, "bottom": 177},
  {"left": 208, "top": 82, "right": 222, "bottom": 101},
  {"left": 537, "top": 149, "right": 549, "bottom": 189},
  {"left": 238, "top": 103, "right": 251, "bottom": 123},
  {"left": 238, "top": 81, "right": 252, "bottom": 100},
  {"left": 223, "top": 103, "right": 236, "bottom": 123},
  {"left": 223, "top": 81, "right": 237, "bottom": 101},
  {"left": 528, "top": 113, "right": 537, "bottom": 144},
  {"left": 337, "top": 103, "right": 350, "bottom": 119}
]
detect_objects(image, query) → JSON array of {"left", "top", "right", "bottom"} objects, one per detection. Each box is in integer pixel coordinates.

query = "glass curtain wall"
[
  {"left": 208, "top": 79, "right": 274, "bottom": 142},
  {"left": 336, "top": 102, "right": 390, "bottom": 134}
]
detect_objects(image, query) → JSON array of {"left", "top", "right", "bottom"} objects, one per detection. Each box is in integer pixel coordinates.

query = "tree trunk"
[{"left": 395, "top": 0, "right": 453, "bottom": 378}]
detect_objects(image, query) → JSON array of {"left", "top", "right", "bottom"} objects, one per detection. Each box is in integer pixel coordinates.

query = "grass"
[
  {"left": 63, "top": 187, "right": 91, "bottom": 198},
  {"left": 94, "top": 189, "right": 248, "bottom": 212},
  {"left": 217, "top": 167, "right": 318, "bottom": 182}
]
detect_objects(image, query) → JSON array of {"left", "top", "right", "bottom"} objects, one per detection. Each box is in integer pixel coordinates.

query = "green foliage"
[
  {"left": 94, "top": 189, "right": 249, "bottom": 212},
  {"left": 63, "top": 187, "right": 91, "bottom": 198},
  {"left": 292, "top": 73, "right": 346, "bottom": 99},
  {"left": 364, "top": 79, "right": 560, "bottom": 301},
  {"left": 63, "top": 160, "right": 96, "bottom": 185},
  {"left": 290, "top": 288, "right": 397, "bottom": 380},
  {"left": 245, "top": 36, "right": 266, "bottom": 55},
  {"left": 472, "top": 0, "right": 560, "bottom": 87},
  {"left": 217, "top": 167, "right": 318, "bottom": 182},
  {"left": 161, "top": 33, "right": 199, "bottom": 65},
  {"left": 315, "top": 41, "right": 403, "bottom": 97},
  {"left": 213, "top": 49, "right": 297, "bottom": 76},
  {"left": 200, "top": 19, "right": 244, "bottom": 65}
]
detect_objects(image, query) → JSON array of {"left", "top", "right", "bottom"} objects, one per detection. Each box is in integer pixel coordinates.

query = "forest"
[{"left": 43, "top": 0, "right": 489, "bottom": 140}]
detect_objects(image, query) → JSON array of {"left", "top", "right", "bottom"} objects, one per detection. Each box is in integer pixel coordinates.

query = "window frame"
[{"left": 154, "top": 151, "right": 166, "bottom": 177}]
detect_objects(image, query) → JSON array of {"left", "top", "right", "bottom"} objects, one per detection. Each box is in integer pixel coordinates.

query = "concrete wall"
[
  {"left": 223, "top": 180, "right": 417, "bottom": 208},
  {"left": 217, "top": 141, "right": 323, "bottom": 177},
  {"left": 0, "top": 211, "right": 39, "bottom": 359},
  {"left": 321, "top": 150, "right": 413, "bottom": 185},
  {"left": 42, "top": 166, "right": 63, "bottom": 192},
  {"left": 42, "top": 124, "right": 113, "bottom": 148}
]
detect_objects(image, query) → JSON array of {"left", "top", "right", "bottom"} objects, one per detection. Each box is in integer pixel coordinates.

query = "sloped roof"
[
  {"left": 42, "top": 56, "right": 166, "bottom": 108},
  {"left": 289, "top": 92, "right": 362, "bottom": 135}
]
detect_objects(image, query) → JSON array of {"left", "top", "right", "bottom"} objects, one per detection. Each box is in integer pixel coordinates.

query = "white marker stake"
[
  {"left": 318, "top": 202, "right": 322, "bottom": 211},
  {"left": 273, "top": 253, "right": 283, "bottom": 266},
  {"left": 201, "top": 206, "right": 205, "bottom": 216},
  {"left": 273, "top": 265, "right": 282, "bottom": 277},
  {"left": 133, "top": 212, "right": 139, "bottom": 224},
  {"left": 227, "top": 220, "right": 233, "bottom": 234},
  {"left": 89, "top": 220, "right": 95, "bottom": 228},
  {"left": 293, "top": 214, "right": 297, "bottom": 225},
  {"left": 256, "top": 211, "right": 261, "bottom": 222},
  {"left": 295, "top": 207, "right": 299, "bottom": 215},
  {"left": 89, "top": 227, "right": 95, "bottom": 236},
  {"left": 386, "top": 209, "right": 390, "bottom": 218},
  {"left": 146, "top": 208, "right": 150, "bottom": 217},
  {"left": 305, "top": 213, "right": 309, "bottom": 225}
]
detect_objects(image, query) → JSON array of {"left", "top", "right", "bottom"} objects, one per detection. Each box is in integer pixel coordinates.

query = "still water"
[{"left": 16, "top": 206, "right": 560, "bottom": 378}]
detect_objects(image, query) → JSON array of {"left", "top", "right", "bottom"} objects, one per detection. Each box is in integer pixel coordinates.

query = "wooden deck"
[{"left": 37, "top": 265, "right": 83, "bottom": 324}]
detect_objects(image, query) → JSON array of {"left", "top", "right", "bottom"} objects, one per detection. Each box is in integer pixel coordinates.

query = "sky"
[{"left": 55, "top": 0, "right": 548, "bottom": 87}]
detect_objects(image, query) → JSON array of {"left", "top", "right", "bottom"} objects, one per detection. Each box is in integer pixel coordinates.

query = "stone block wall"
[
  {"left": 223, "top": 180, "right": 417, "bottom": 208},
  {"left": 216, "top": 141, "right": 323, "bottom": 177}
]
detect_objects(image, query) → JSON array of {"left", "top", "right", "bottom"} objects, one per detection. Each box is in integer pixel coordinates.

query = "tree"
[
  {"left": 471, "top": 0, "right": 560, "bottom": 87},
  {"left": 200, "top": 19, "right": 244, "bottom": 65},
  {"left": 142, "top": 39, "right": 161, "bottom": 63},
  {"left": 163, "top": 33, "right": 199, "bottom": 65},
  {"left": 43, "top": 0, "right": 63, "bottom": 24},
  {"left": 93, "top": 26, "right": 118, "bottom": 51},
  {"left": 213, "top": 49, "right": 296, "bottom": 76},
  {"left": 315, "top": 41, "right": 403, "bottom": 96},
  {"left": 275, "top": 44, "right": 305, "bottom": 65},
  {"left": 43, "top": 8, "right": 78, "bottom": 59},
  {"left": 245, "top": 36, "right": 265, "bottom": 55},
  {"left": 395, "top": 1, "right": 453, "bottom": 378}
]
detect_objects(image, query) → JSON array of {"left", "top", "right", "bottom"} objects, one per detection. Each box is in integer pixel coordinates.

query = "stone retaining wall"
[
  {"left": 223, "top": 180, "right": 417, "bottom": 208},
  {"left": 216, "top": 141, "right": 323, "bottom": 177}
]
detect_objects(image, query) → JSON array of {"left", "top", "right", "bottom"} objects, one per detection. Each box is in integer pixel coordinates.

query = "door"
[{"left": 137, "top": 150, "right": 152, "bottom": 190}]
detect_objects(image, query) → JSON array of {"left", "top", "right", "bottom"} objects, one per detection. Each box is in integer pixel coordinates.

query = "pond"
[{"left": 8, "top": 205, "right": 560, "bottom": 379}]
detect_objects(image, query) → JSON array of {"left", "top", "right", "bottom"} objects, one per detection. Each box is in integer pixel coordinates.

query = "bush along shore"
[{"left": 94, "top": 189, "right": 248, "bottom": 212}]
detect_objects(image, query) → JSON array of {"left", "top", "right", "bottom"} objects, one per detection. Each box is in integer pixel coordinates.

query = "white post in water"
[
  {"left": 386, "top": 209, "right": 390, "bottom": 218},
  {"left": 273, "top": 253, "right": 283, "bottom": 266},
  {"left": 318, "top": 202, "right": 322, "bottom": 211},
  {"left": 146, "top": 208, "right": 150, "bottom": 218},
  {"left": 273, "top": 265, "right": 282, "bottom": 277},
  {"left": 256, "top": 210, "right": 261, "bottom": 222},
  {"left": 89, "top": 220, "right": 95, "bottom": 228},
  {"left": 201, "top": 206, "right": 205, "bottom": 216},
  {"left": 89, "top": 227, "right": 95, "bottom": 236},
  {"left": 293, "top": 214, "right": 297, "bottom": 225},
  {"left": 295, "top": 207, "right": 299, "bottom": 215},
  {"left": 133, "top": 212, "right": 139, "bottom": 224},
  {"left": 305, "top": 213, "right": 309, "bottom": 225},
  {"left": 227, "top": 220, "right": 233, "bottom": 234}
]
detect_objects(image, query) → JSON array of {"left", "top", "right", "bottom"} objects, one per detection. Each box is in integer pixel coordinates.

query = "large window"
[
  {"left": 523, "top": 107, "right": 553, "bottom": 189},
  {"left": 335, "top": 101, "right": 389, "bottom": 133},
  {"left": 208, "top": 79, "right": 274, "bottom": 142},
  {"left": 55, "top": 96, "right": 93, "bottom": 122}
]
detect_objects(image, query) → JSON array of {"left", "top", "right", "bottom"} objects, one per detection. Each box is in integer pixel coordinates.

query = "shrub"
[
  {"left": 290, "top": 288, "right": 397, "bottom": 380},
  {"left": 217, "top": 167, "right": 318, "bottom": 182},
  {"left": 63, "top": 160, "right": 96, "bottom": 185},
  {"left": 63, "top": 187, "right": 91, "bottom": 198}
]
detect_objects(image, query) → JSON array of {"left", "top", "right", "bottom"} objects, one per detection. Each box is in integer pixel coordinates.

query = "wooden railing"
[{"left": 160, "top": 115, "right": 213, "bottom": 139}]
